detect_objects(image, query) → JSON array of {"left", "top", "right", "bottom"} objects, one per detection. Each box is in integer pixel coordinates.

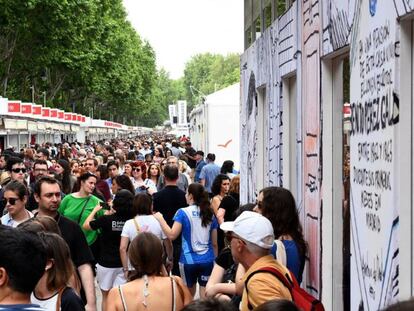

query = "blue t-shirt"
[
  {"left": 195, "top": 160, "right": 207, "bottom": 182},
  {"left": 199, "top": 163, "right": 221, "bottom": 192},
  {"left": 271, "top": 239, "right": 304, "bottom": 284},
  {"left": 173, "top": 205, "right": 218, "bottom": 264}
]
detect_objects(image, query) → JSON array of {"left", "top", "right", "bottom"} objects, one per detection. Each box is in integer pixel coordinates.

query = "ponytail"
[{"left": 188, "top": 183, "right": 213, "bottom": 227}]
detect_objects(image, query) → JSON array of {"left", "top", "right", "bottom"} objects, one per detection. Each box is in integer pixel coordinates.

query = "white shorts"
[{"left": 96, "top": 264, "right": 126, "bottom": 291}]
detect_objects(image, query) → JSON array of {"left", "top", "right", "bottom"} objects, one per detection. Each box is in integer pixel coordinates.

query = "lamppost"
[
  {"left": 42, "top": 91, "right": 46, "bottom": 107},
  {"left": 30, "top": 86, "right": 35, "bottom": 103}
]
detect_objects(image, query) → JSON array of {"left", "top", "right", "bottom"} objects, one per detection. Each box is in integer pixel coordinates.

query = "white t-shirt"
[
  {"left": 121, "top": 215, "right": 167, "bottom": 270},
  {"left": 121, "top": 215, "right": 166, "bottom": 242}
]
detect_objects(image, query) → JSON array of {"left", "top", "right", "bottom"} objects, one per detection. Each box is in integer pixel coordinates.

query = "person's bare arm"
[
  {"left": 153, "top": 212, "right": 182, "bottom": 240},
  {"left": 211, "top": 229, "right": 218, "bottom": 257},
  {"left": 119, "top": 236, "right": 130, "bottom": 279},
  {"left": 82, "top": 205, "right": 102, "bottom": 231},
  {"left": 77, "top": 263, "right": 97, "bottom": 311}
]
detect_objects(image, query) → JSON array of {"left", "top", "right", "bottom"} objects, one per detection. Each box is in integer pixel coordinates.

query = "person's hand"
[
  {"left": 153, "top": 212, "right": 163, "bottom": 221},
  {"left": 104, "top": 207, "right": 115, "bottom": 215},
  {"left": 147, "top": 188, "right": 155, "bottom": 195}
]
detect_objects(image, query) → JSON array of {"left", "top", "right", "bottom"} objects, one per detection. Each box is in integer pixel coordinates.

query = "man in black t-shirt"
[
  {"left": 34, "top": 176, "right": 97, "bottom": 311},
  {"left": 153, "top": 165, "right": 187, "bottom": 276}
]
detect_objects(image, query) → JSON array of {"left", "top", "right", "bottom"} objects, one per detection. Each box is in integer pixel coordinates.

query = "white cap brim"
[{"left": 220, "top": 221, "right": 234, "bottom": 232}]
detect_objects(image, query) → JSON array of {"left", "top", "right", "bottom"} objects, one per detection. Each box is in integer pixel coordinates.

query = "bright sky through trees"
[{"left": 123, "top": 0, "right": 244, "bottom": 79}]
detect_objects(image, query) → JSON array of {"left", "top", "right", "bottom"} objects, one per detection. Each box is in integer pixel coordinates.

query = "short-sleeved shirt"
[
  {"left": 53, "top": 213, "right": 94, "bottom": 267},
  {"left": 121, "top": 215, "right": 166, "bottom": 242},
  {"left": 195, "top": 160, "right": 207, "bottom": 182},
  {"left": 121, "top": 215, "right": 166, "bottom": 270},
  {"left": 199, "top": 163, "right": 221, "bottom": 193},
  {"left": 58, "top": 194, "right": 104, "bottom": 245},
  {"left": 153, "top": 186, "right": 187, "bottom": 227},
  {"left": 241, "top": 255, "right": 292, "bottom": 311},
  {"left": 89, "top": 214, "right": 128, "bottom": 267},
  {"left": 173, "top": 205, "right": 218, "bottom": 264},
  {"left": 270, "top": 239, "right": 304, "bottom": 284}
]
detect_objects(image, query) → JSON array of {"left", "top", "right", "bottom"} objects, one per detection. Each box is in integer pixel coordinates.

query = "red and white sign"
[
  {"left": 58, "top": 110, "right": 65, "bottom": 120},
  {"left": 42, "top": 107, "right": 50, "bottom": 118},
  {"left": 8, "top": 101, "right": 21, "bottom": 114},
  {"left": 33, "top": 105, "right": 42, "bottom": 117},
  {"left": 71, "top": 113, "right": 77, "bottom": 121},
  {"left": 50, "top": 109, "right": 58, "bottom": 118},
  {"left": 64, "top": 113, "right": 71, "bottom": 121},
  {"left": 21, "top": 104, "right": 32, "bottom": 115}
]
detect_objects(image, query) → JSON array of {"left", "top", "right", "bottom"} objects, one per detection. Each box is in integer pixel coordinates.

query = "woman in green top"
[{"left": 58, "top": 172, "right": 104, "bottom": 258}]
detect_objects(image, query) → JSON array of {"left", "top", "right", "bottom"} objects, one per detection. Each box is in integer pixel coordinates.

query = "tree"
[
  {"left": 182, "top": 53, "right": 240, "bottom": 110},
  {"left": 0, "top": 0, "right": 157, "bottom": 125}
]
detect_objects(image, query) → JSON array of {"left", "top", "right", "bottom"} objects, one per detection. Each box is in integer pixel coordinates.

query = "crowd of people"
[{"left": 0, "top": 136, "right": 410, "bottom": 311}]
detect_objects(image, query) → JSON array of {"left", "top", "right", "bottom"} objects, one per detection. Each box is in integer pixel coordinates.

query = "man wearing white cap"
[{"left": 221, "top": 211, "right": 292, "bottom": 310}]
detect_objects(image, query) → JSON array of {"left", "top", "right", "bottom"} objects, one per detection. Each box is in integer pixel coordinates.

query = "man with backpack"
[{"left": 221, "top": 211, "right": 292, "bottom": 310}]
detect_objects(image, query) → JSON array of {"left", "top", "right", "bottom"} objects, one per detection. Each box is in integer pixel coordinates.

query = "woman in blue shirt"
[
  {"left": 155, "top": 183, "right": 218, "bottom": 298},
  {"left": 254, "top": 187, "right": 308, "bottom": 284}
]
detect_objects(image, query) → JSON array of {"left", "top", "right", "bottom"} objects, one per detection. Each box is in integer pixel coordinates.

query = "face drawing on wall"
[{"left": 246, "top": 72, "right": 257, "bottom": 203}]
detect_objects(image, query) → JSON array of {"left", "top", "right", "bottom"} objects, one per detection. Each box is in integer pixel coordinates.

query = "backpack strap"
[
  {"left": 244, "top": 267, "right": 293, "bottom": 310},
  {"left": 133, "top": 217, "right": 140, "bottom": 233}
]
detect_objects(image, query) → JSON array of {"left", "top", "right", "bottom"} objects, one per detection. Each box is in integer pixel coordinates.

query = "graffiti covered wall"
[
  {"left": 301, "top": 0, "right": 322, "bottom": 297},
  {"left": 240, "top": 4, "right": 298, "bottom": 204},
  {"left": 349, "top": 0, "right": 401, "bottom": 309}
]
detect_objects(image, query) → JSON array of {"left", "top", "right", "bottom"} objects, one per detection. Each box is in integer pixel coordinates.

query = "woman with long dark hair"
[
  {"left": 155, "top": 183, "right": 218, "bottom": 298},
  {"left": 210, "top": 174, "right": 231, "bottom": 217},
  {"left": 254, "top": 187, "right": 308, "bottom": 283},
  {"left": 55, "top": 159, "right": 76, "bottom": 194},
  {"left": 147, "top": 163, "right": 161, "bottom": 186},
  {"left": 107, "top": 232, "right": 192, "bottom": 310},
  {"left": 112, "top": 174, "right": 135, "bottom": 196}
]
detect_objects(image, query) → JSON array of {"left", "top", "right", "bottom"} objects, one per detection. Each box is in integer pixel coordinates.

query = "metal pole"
[
  {"left": 30, "top": 86, "right": 35, "bottom": 103},
  {"left": 43, "top": 91, "right": 46, "bottom": 107}
]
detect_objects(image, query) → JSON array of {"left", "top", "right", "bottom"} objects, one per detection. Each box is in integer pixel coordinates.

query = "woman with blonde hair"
[{"left": 108, "top": 232, "right": 192, "bottom": 310}]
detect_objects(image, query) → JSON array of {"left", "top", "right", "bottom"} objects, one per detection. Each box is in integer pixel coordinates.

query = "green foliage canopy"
[{"left": 0, "top": 0, "right": 157, "bottom": 124}]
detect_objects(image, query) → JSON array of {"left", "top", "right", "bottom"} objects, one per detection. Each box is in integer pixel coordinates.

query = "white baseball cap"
[{"left": 220, "top": 211, "right": 275, "bottom": 249}]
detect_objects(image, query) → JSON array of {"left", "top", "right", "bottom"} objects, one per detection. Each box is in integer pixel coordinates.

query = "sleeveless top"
[{"left": 118, "top": 276, "right": 177, "bottom": 311}]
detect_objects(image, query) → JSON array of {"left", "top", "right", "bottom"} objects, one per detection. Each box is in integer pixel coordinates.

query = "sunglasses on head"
[
  {"left": 12, "top": 168, "right": 27, "bottom": 174},
  {"left": 2, "top": 197, "right": 19, "bottom": 205}
]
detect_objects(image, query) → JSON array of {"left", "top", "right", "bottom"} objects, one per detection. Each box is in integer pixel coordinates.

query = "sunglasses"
[
  {"left": 11, "top": 168, "right": 27, "bottom": 174},
  {"left": 2, "top": 197, "right": 20, "bottom": 205},
  {"left": 225, "top": 233, "right": 246, "bottom": 244},
  {"left": 132, "top": 168, "right": 141, "bottom": 172}
]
